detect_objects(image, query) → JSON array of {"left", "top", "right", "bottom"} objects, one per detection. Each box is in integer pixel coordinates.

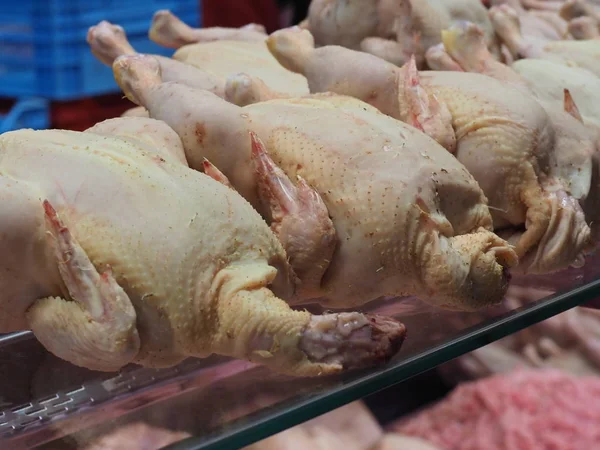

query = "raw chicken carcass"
[
  {"left": 424, "top": 21, "right": 600, "bottom": 246},
  {"left": 304, "top": 0, "right": 498, "bottom": 67},
  {"left": 149, "top": 9, "right": 267, "bottom": 48},
  {"left": 87, "top": 21, "right": 308, "bottom": 104},
  {"left": 112, "top": 54, "right": 517, "bottom": 311},
  {"left": 491, "top": 4, "right": 600, "bottom": 76},
  {"left": 0, "top": 117, "right": 406, "bottom": 375},
  {"left": 267, "top": 27, "right": 592, "bottom": 274},
  {"left": 487, "top": 0, "right": 570, "bottom": 40}
]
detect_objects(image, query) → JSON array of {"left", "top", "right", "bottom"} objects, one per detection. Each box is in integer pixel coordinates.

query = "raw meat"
[
  {"left": 394, "top": 369, "right": 600, "bottom": 450},
  {"left": 112, "top": 54, "right": 517, "bottom": 311},
  {"left": 267, "top": 27, "right": 592, "bottom": 274},
  {"left": 423, "top": 21, "right": 600, "bottom": 247},
  {"left": 0, "top": 117, "right": 405, "bottom": 375},
  {"left": 491, "top": 4, "right": 600, "bottom": 76},
  {"left": 303, "top": 0, "right": 498, "bottom": 67}
]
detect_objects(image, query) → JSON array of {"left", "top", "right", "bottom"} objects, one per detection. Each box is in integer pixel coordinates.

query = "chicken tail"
[{"left": 112, "top": 54, "right": 163, "bottom": 106}]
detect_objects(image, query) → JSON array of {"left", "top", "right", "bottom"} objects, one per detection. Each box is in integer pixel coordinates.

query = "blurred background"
[{"left": 0, "top": 0, "right": 310, "bottom": 135}]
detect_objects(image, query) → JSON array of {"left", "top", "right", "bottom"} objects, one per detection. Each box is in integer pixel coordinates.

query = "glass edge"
[{"left": 164, "top": 278, "right": 600, "bottom": 450}]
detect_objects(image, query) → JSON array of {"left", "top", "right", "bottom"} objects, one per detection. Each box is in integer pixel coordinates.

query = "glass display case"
[{"left": 2, "top": 255, "right": 600, "bottom": 450}]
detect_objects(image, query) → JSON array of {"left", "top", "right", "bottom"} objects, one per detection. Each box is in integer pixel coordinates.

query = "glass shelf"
[{"left": 3, "top": 255, "right": 600, "bottom": 450}]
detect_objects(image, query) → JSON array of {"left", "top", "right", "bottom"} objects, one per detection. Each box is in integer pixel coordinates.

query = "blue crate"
[
  {"left": 0, "top": 1, "right": 201, "bottom": 100},
  {"left": 0, "top": 98, "right": 49, "bottom": 133}
]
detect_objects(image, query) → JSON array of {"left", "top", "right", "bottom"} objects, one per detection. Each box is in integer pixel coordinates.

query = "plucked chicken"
[
  {"left": 87, "top": 20, "right": 308, "bottom": 106},
  {"left": 302, "top": 0, "right": 498, "bottom": 67},
  {"left": 487, "top": 0, "right": 570, "bottom": 40},
  {"left": 491, "top": 4, "right": 600, "bottom": 76},
  {"left": 425, "top": 21, "right": 600, "bottom": 245},
  {"left": 112, "top": 54, "right": 517, "bottom": 311},
  {"left": 0, "top": 117, "right": 406, "bottom": 375},
  {"left": 267, "top": 27, "right": 592, "bottom": 274}
]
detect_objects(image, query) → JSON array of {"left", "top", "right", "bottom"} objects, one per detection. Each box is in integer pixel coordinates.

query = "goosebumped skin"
[
  {"left": 113, "top": 55, "right": 517, "bottom": 311},
  {"left": 0, "top": 120, "right": 406, "bottom": 375},
  {"left": 266, "top": 28, "right": 591, "bottom": 274}
]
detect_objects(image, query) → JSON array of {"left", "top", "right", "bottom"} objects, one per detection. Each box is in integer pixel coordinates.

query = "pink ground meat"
[{"left": 394, "top": 369, "right": 600, "bottom": 450}]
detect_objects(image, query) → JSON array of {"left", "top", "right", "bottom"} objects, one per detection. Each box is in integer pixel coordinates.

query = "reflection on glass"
[{"left": 1, "top": 254, "right": 600, "bottom": 450}]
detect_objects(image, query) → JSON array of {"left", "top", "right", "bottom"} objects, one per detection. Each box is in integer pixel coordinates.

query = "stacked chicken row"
[{"left": 0, "top": 0, "right": 598, "bottom": 378}]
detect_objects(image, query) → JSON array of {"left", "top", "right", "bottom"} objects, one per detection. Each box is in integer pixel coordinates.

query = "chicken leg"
[
  {"left": 87, "top": 21, "right": 284, "bottom": 105},
  {"left": 149, "top": 9, "right": 266, "bottom": 48},
  {"left": 88, "top": 21, "right": 223, "bottom": 94}
]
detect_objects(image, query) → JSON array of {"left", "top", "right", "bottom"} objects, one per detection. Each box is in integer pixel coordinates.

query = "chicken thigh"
[
  {"left": 87, "top": 21, "right": 308, "bottom": 105},
  {"left": 0, "top": 117, "right": 405, "bottom": 375},
  {"left": 267, "top": 27, "right": 591, "bottom": 274},
  {"left": 113, "top": 54, "right": 517, "bottom": 311},
  {"left": 491, "top": 4, "right": 600, "bottom": 76}
]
